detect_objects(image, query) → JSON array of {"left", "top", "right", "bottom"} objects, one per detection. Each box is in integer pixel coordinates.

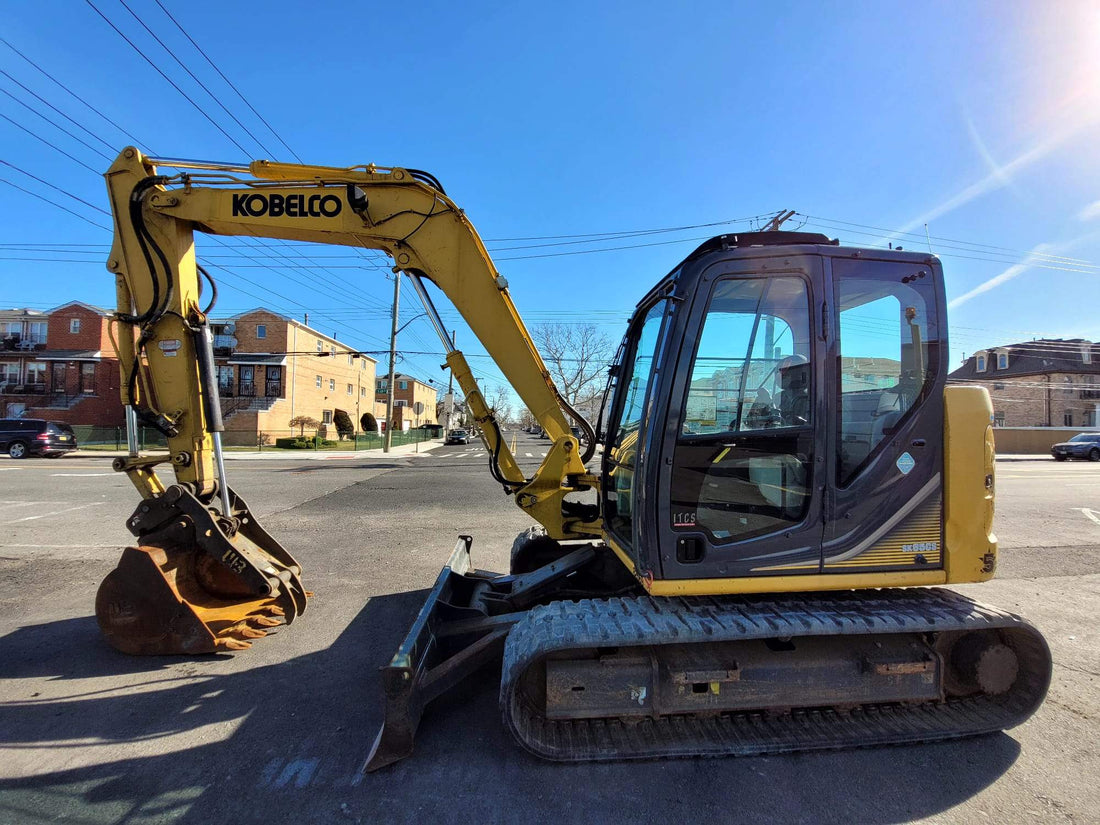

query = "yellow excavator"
[{"left": 95, "top": 147, "right": 1051, "bottom": 771}]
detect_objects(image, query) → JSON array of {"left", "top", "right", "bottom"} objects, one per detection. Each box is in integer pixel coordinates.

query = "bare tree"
[
  {"left": 532, "top": 322, "right": 614, "bottom": 423},
  {"left": 485, "top": 384, "right": 512, "bottom": 424}
]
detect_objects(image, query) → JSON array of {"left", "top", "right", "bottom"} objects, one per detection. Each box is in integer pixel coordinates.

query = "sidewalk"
[{"left": 69, "top": 438, "right": 444, "bottom": 461}]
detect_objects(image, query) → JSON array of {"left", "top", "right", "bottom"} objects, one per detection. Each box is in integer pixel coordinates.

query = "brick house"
[
  {"left": 211, "top": 309, "right": 378, "bottom": 444},
  {"left": 949, "top": 339, "right": 1100, "bottom": 428},
  {"left": 0, "top": 302, "right": 124, "bottom": 426},
  {"left": 374, "top": 372, "right": 440, "bottom": 431}
]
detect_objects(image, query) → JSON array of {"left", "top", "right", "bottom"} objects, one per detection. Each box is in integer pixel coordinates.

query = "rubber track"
[{"left": 500, "top": 588, "right": 1051, "bottom": 762}]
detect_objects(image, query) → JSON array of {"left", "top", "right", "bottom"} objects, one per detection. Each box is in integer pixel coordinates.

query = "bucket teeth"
[{"left": 95, "top": 545, "right": 308, "bottom": 656}]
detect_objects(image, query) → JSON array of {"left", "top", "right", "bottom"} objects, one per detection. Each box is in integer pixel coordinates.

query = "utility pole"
[
  {"left": 761, "top": 209, "right": 796, "bottom": 232},
  {"left": 384, "top": 273, "right": 401, "bottom": 453},
  {"left": 444, "top": 329, "right": 456, "bottom": 435}
]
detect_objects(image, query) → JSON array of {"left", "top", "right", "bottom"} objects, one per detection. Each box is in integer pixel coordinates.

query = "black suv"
[{"left": 0, "top": 418, "right": 78, "bottom": 458}]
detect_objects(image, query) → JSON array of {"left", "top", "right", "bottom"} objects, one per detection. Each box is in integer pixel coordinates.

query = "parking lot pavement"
[{"left": 0, "top": 435, "right": 1098, "bottom": 824}]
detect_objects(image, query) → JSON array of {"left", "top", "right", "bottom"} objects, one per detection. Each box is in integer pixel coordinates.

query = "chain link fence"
[{"left": 69, "top": 425, "right": 437, "bottom": 452}]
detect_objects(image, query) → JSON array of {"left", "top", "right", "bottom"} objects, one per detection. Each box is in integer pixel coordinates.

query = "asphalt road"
[{"left": 0, "top": 435, "right": 1098, "bottom": 825}]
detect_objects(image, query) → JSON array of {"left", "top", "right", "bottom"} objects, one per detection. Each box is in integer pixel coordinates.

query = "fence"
[{"left": 69, "top": 425, "right": 437, "bottom": 452}]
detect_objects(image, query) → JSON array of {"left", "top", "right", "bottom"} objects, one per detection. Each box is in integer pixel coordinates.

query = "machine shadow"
[{"left": 0, "top": 592, "right": 1022, "bottom": 825}]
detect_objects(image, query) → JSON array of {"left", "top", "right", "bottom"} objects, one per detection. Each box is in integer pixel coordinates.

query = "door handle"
[{"left": 911, "top": 439, "right": 926, "bottom": 448}]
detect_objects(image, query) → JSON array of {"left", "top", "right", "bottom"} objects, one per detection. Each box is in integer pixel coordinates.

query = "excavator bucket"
[
  {"left": 95, "top": 485, "right": 308, "bottom": 656},
  {"left": 96, "top": 545, "right": 291, "bottom": 655}
]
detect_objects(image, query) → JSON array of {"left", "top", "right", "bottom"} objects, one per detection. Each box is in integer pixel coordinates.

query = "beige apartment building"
[
  {"left": 949, "top": 339, "right": 1100, "bottom": 428},
  {"left": 212, "top": 309, "right": 378, "bottom": 444},
  {"left": 374, "top": 372, "right": 440, "bottom": 431}
]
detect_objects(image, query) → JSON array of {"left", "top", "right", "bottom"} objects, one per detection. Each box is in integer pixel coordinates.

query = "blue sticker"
[{"left": 896, "top": 452, "right": 916, "bottom": 475}]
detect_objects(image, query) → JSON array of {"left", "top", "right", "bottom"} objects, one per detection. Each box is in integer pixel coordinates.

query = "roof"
[
  {"left": 949, "top": 339, "right": 1100, "bottom": 380},
  {"left": 393, "top": 372, "right": 438, "bottom": 389},
  {"left": 0, "top": 308, "right": 46, "bottom": 319},
  {"left": 47, "top": 301, "right": 111, "bottom": 317},
  {"left": 0, "top": 349, "right": 103, "bottom": 361},
  {"left": 216, "top": 308, "right": 377, "bottom": 364},
  {"left": 225, "top": 353, "right": 287, "bottom": 366}
]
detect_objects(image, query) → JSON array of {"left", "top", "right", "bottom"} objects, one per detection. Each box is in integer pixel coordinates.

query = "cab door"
[
  {"left": 657, "top": 256, "right": 827, "bottom": 580},
  {"left": 821, "top": 256, "right": 946, "bottom": 573}
]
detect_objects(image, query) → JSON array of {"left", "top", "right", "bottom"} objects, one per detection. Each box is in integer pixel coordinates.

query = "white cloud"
[
  {"left": 1078, "top": 200, "right": 1100, "bottom": 222},
  {"left": 947, "top": 243, "right": 1055, "bottom": 310}
]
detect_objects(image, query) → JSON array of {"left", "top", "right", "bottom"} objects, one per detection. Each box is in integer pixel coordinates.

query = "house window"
[
  {"left": 329, "top": 379, "right": 335, "bottom": 391},
  {"left": 1083, "top": 345, "right": 1093, "bottom": 365},
  {"left": 315, "top": 374, "right": 322, "bottom": 388},
  {"left": 322, "top": 409, "right": 333, "bottom": 424},
  {"left": 69, "top": 318, "right": 81, "bottom": 334},
  {"left": 346, "top": 383, "right": 353, "bottom": 395},
  {"left": 1064, "top": 412, "right": 1074, "bottom": 427},
  {"left": 80, "top": 362, "right": 96, "bottom": 394},
  {"left": 376, "top": 380, "right": 388, "bottom": 391},
  {"left": 316, "top": 340, "right": 323, "bottom": 352},
  {"left": 399, "top": 380, "right": 408, "bottom": 390},
  {"left": 994, "top": 412, "right": 1005, "bottom": 427},
  {"left": 256, "top": 324, "right": 267, "bottom": 339},
  {"left": 348, "top": 353, "right": 354, "bottom": 365},
  {"left": 361, "top": 360, "right": 367, "bottom": 370},
  {"left": 976, "top": 354, "right": 987, "bottom": 372},
  {"left": 25, "top": 362, "right": 46, "bottom": 385},
  {"left": 997, "top": 352, "right": 1008, "bottom": 369},
  {"left": 394, "top": 399, "right": 407, "bottom": 407},
  {"left": 1085, "top": 410, "right": 1096, "bottom": 427},
  {"left": 27, "top": 322, "right": 47, "bottom": 345},
  {"left": 330, "top": 345, "right": 336, "bottom": 356},
  {"left": 217, "top": 366, "right": 234, "bottom": 392},
  {"left": 360, "top": 387, "right": 366, "bottom": 396}
]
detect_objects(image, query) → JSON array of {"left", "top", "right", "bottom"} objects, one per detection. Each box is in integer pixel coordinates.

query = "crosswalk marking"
[{"left": 525, "top": 452, "right": 533, "bottom": 457}]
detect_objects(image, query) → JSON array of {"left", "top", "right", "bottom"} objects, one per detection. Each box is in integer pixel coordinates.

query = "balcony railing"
[
  {"left": 1, "top": 382, "right": 47, "bottom": 394},
  {"left": 238, "top": 382, "right": 256, "bottom": 397},
  {"left": 1080, "top": 389, "right": 1100, "bottom": 400},
  {"left": 265, "top": 382, "right": 283, "bottom": 398}
]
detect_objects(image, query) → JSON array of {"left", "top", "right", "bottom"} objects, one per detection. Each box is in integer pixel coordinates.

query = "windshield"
[{"left": 1070, "top": 434, "right": 1099, "bottom": 442}]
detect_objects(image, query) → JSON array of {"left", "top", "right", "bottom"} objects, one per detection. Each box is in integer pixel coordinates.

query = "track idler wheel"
[{"left": 95, "top": 545, "right": 290, "bottom": 655}]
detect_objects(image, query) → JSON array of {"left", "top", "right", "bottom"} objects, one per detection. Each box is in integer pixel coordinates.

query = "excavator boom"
[{"left": 97, "top": 148, "right": 599, "bottom": 655}]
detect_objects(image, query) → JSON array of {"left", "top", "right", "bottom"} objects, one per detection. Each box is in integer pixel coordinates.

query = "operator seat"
[{"left": 777, "top": 354, "right": 810, "bottom": 426}]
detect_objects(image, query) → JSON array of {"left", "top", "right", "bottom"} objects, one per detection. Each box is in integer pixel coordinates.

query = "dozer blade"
[
  {"left": 96, "top": 545, "right": 295, "bottom": 655},
  {"left": 364, "top": 536, "right": 512, "bottom": 772}
]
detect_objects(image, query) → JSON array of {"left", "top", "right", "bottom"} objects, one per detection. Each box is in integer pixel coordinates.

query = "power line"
[
  {"left": 152, "top": 0, "right": 303, "bottom": 163},
  {"left": 0, "top": 178, "right": 109, "bottom": 230},
  {"left": 84, "top": 0, "right": 253, "bottom": 156},
  {"left": 115, "top": 0, "right": 276, "bottom": 159},
  {"left": 0, "top": 159, "right": 111, "bottom": 216},
  {"left": 0, "top": 112, "right": 99, "bottom": 174}
]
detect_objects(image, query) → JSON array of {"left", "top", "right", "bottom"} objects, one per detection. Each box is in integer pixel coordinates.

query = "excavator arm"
[{"left": 97, "top": 147, "right": 600, "bottom": 655}]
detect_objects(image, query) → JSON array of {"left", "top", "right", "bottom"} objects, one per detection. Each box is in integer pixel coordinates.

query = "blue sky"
[{"left": 3, "top": 0, "right": 1100, "bottom": 403}]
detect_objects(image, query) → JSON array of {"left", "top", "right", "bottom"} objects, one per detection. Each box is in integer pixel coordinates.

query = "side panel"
[{"left": 943, "top": 385, "right": 998, "bottom": 582}]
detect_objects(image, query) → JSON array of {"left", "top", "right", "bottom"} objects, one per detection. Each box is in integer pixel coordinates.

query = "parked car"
[
  {"left": 1051, "top": 432, "right": 1100, "bottom": 461},
  {"left": 445, "top": 428, "right": 471, "bottom": 445},
  {"left": 0, "top": 418, "right": 78, "bottom": 458}
]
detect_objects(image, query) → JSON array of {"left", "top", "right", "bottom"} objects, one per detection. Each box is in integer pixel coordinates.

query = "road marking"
[
  {"left": 0, "top": 500, "right": 46, "bottom": 508},
  {"left": 6, "top": 502, "right": 99, "bottom": 524},
  {"left": 525, "top": 452, "right": 533, "bottom": 457},
  {"left": 50, "top": 472, "right": 114, "bottom": 477},
  {"left": 541, "top": 452, "right": 547, "bottom": 457},
  {"left": 1074, "top": 508, "right": 1100, "bottom": 525}
]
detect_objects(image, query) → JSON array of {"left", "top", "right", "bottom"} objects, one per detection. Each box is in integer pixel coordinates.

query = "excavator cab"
[{"left": 602, "top": 231, "right": 949, "bottom": 588}]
